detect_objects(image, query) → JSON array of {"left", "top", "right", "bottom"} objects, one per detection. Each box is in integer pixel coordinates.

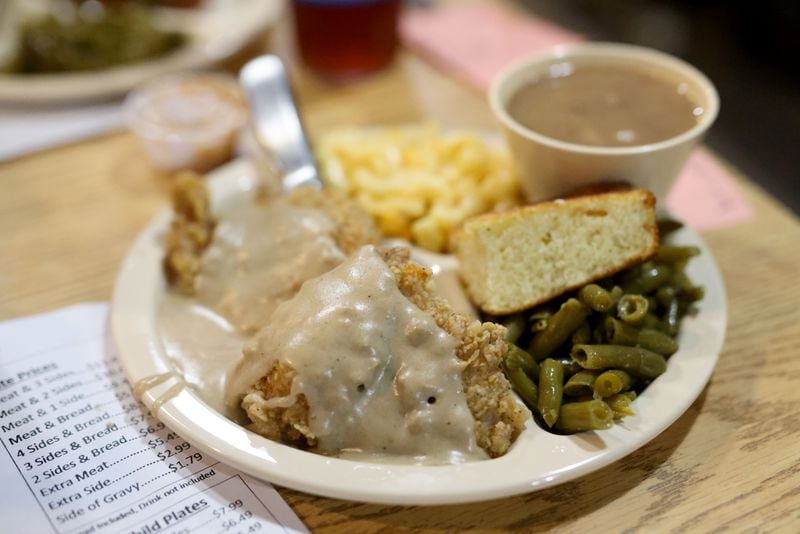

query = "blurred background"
[
  {"left": 1, "top": 0, "right": 797, "bottom": 214},
  {"left": 520, "top": 0, "right": 800, "bottom": 214}
]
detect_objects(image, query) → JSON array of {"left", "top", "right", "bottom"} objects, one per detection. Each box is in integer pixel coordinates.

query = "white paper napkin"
[{"left": 0, "top": 101, "right": 123, "bottom": 161}]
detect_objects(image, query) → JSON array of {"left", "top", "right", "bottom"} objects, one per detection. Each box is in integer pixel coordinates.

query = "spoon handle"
[{"left": 239, "top": 55, "right": 321, "bottom": 190}]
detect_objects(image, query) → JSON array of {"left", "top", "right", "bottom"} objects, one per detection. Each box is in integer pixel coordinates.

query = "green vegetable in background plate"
[{"left": 6, "top": 3, "right": 185, "bottom": 74}]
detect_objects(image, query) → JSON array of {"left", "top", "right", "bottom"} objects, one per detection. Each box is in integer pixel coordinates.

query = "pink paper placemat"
[
  {"left": 400, "top": 1, "right": 753, "bottom": 230},
  {"left": 401, "top": 2, "right": 583, "bottom": 92},
  {"left": 667, "top": 148, "right": 753, "bottom": 230}
]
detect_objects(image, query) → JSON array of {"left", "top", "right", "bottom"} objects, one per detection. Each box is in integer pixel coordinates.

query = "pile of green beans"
[{"left": 496, "top": 221, "right": 703, "bottom": 434}]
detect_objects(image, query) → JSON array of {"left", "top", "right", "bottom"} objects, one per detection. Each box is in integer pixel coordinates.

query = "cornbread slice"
[{"left": 456, "top": 189, "right": 658, "bottom": 314}]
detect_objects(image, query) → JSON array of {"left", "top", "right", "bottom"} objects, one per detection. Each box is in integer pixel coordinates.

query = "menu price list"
[{"left": 0, "top": 303, "right": 306, "bottom": 534}]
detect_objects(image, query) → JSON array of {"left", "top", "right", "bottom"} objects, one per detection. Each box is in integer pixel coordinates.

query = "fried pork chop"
[
  {"left": 237, "top": 246, "right": 529, "bottom": 459},
  {"left": 163, "top": 172, "right": 381, "bottom": 333},
  {"left": 164, "top": 172, "right": 380, "bottom": 296}
]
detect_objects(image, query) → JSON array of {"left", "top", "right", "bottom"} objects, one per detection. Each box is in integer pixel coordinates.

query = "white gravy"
[
  {"left": 158, "top": 296, "right": 245, "bottom": 419},
  {"left": 157, "top": 191, "right": 485, "bottom": 464},
  {"left": 195, "top": 198, "right": 345, "bottom": 334},
  {"left": 228, "top": 246, "right": 487, "bottom": 464},
  {"left": 132, "top": 371, "right": 187, "bottom": 417}
]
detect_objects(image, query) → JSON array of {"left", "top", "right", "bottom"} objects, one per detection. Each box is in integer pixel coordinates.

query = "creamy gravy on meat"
[
  {"left": 196, "top": 199, "right": 345, "bottom": 334},
  {"left": 228, "top": 246, "right": 488, "bottom": 464}
]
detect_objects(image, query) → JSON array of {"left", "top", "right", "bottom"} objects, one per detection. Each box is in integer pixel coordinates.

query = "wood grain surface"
[{"left": 2, "top": 20, "right": 800, "bottom": 534}]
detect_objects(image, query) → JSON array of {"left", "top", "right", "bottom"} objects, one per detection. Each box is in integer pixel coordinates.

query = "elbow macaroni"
[{"left": 317, "top": 125, "right": 521, "bottom": 252}]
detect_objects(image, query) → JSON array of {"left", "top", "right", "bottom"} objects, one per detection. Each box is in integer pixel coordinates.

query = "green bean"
[
  {"left": 641, "top": 313, "right": 668, "bottom": 333},
  {"left": 593, "top": 369, "right": 634, "bottom": 397},
  {"left": 604, "top": 317, "right": 679, "bottom": 356},
  {"left": 502, "top": 313, "right": 526, "bottom": 344},
  {"left": 502, "top": 363, "right": 538, "bottom": 408},
  {"left": 564, "top": 394, "right": 595, "bottom": 403},
  {"left": 655, "top": 285, "right": 677, "bottom": 307},
  {"left": 606, "top": 391, "right": 637, "bottom": 418},
  {"left": 578, "top": 284, "right": 614, "bottom": 312},
  {"left": 657, "top": 218, "right": 683, "bottom": 237},
  {"left": 554, "top": 400, "right": 614, "bottom": 433},
  {"left": 620, "top": 263, "right": 642, "bottom": 285},
  {"left": 622, "top": 262, "right": 673, "bottom": 294},
  {"left": 670, "top": 267, "right": 692, "bottom": 290},
  {"left": 538, "top": 359, "right": 564, "bottom": 427},
  {"left": 563, "top": 370, "right": 598, "bottom": 397},
  {"left": 680, "top": 284, "right": 705, "bottom": 303},
  {"left": 530, "top": 318, "right": 548, "bottom": 332},
  {"left": 656, "top": 245, "right": 700, "bottom": 263},
  {"left": 591, "top": 324, "right": 606, "bottom": 344},
  {"left": 528, "top": 308, "right": 552, "bottom": 333},
  {"left": 664, "top": 298, "right": 680, "bottom": 336},
  {"left": 687, "top": 286, "right": 705, "bottom": 303},
  {"left": 571, "top": 344, "right": 668, "bottom": 379},
  {"left": 617, "top": 294, "right": 649, "bottom": 324},
  {"left": 681, "top": 286, "right": 706, "bottom": 302},
  {"left": 671, "top": 270, "right": 704, "bottom": 302},
  {"left": 610, "top": 285, "right": 624, "bottom": 304},
  {"left": 504, "top": 343, "right": 539, "bottom": 379},
  {"left": 571, "top": 321, "right": 591, "bottom": 346},
  {"left": 528, "top": 298, "right": 589, "bottom": 361},
  {"left": 554, "top": 357, "right": 583, "bottom": 377}
]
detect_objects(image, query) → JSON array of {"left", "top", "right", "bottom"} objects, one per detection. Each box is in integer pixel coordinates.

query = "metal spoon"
[{"left": 239, "top": 55, "right": 322, "bottom": 191}]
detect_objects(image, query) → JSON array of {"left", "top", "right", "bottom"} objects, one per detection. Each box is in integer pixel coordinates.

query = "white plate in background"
[
  {"left": 111, "top": 158, "right": 727, "bottom": 505},
  {"left": 0, "top": 0, "right": 284, "bottom": 104}
]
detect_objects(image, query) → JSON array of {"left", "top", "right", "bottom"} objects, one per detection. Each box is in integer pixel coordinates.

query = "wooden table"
[{"left": 3, "top": 24, "right": 800, "bottom": 534}]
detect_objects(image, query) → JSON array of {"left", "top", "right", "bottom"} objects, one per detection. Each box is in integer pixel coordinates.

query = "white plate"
[
  {"left": 0, "top": 0, "right": 284, "bottom": 104},
  {"left": 111, "top": 158, "right": 727, "bottom": 505}
]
